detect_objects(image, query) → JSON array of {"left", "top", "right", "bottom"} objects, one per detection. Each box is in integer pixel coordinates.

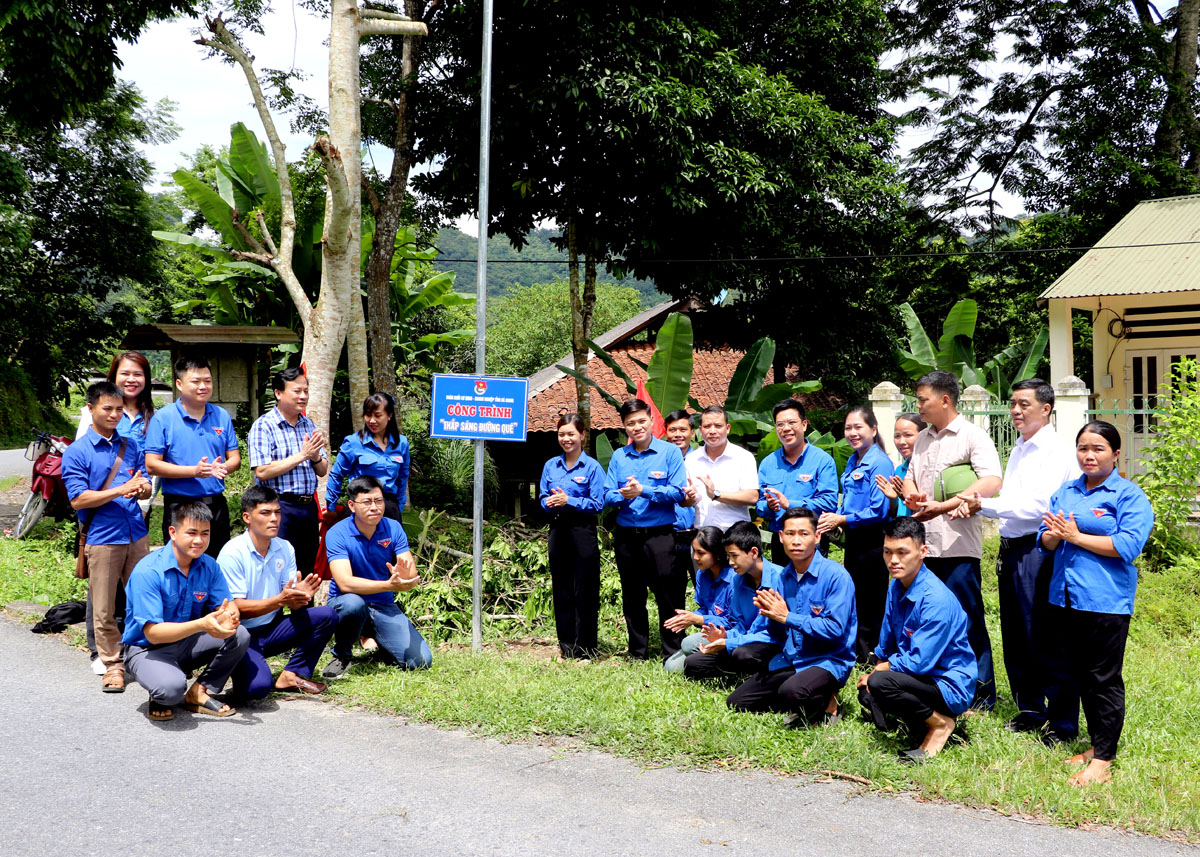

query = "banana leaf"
[
  {"left": 595, "top": 432, "right": 616, "bottom": 470},
  {"left": 556, "top": 365, "right": 624, "bottom": 411},
  {"left": 934, "top": 299, "right": 979, "bottom": 366},
  {"left": 1010, "top": 326, "right": 1049, "bottom": 384},
  {"left": 749, "top": 380, "right": 822, "bottom": 413},
  {"left": 724, "top": 337, "right": 775, "bottom": 412},
  {"left": 584, "top": 338, "right": 639, "bottom": 395},
  {"left": 229, "top": 121, "right": 279, "bottom": 204},
  {"left": 644, "top": 313, "right": 693, "bottom": 414},
  {"left": 171, "top": 170, "right": 245, "bottom": 250},
  {"left": 898, "top": 302, "right": 937, "bottom": 371}
]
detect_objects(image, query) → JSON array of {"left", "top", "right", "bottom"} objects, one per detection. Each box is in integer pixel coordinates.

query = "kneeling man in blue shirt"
[
  {"left": 859, "top": 517, "right": 978, "bottom": 762},
  {"left": 123, "top": 502, "right": 250, "bottom": 721},
  {"left": 322, "top": 475, "right": 431, "bottom": 677},
  {"left": 726, "top": 508, "right": 856, "bottom": 726},
  {"left": 217, "top": 485, "right": 338, "bottom": 700}
]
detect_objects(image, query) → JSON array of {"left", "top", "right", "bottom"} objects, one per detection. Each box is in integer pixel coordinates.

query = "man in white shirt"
[
  {"left": 952, "top": 378, "right": 1080, "bottom": 739},
  {"left": 217, "top": 484, "right": 338, "bottom": 700},
  {"left": 902, "top": 371, "right": 1003, "bottom": 710},
  {"left": 685, "top": 406, "right": 759, "bottom": 530}
]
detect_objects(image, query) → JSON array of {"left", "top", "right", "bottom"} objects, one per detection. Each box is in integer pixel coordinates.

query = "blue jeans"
[
  {"left": 328, "top": 594, "right": 432, "bottom": 669},
  {"left": 664, "top": 632, "right": 704, "bottom": 673}
]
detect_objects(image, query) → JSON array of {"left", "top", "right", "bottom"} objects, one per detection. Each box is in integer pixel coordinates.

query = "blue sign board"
[{"left": 430, "top": 374, "right": 529, "bottom": 442}]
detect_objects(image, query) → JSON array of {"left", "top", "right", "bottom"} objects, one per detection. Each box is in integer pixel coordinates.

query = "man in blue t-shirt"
[
  {"left": 145, "top": 356, "right": 241, "bottom": 556},
  {"left": 322, "top": 475, "right": 431, "bottom": 678},
  {"left": 62, "top": 381, "right": 153, "bottom": 693},
  {"left": 858, "top": 517, "right": 978, "bottom": 763},
  {"left": 123, "top": 501, "right": 250, "bottom": 721}
]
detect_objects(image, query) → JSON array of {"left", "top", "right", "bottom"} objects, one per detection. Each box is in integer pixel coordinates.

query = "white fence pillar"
[
  {"left": 869, "top": 381, "right": 906, "bottom": 465},
  {"left": 1054, "top": 375, "right": 1090, "bottom": 447},
  {"left": 960, "top": 384, "right": 992, "bottom": 431}
]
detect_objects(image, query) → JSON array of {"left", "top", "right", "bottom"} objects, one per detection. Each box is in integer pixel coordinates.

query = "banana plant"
[
  {"left": 896, "top": 299, "right": 1049, "bottom": 399},
  {"left": 386, "top": 226, "right": 476, "bottom": 371}
]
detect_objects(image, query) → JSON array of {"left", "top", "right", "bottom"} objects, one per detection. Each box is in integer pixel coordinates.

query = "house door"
[{"left": 1124, "top": 348, "right": 1199, "bottom": 476}]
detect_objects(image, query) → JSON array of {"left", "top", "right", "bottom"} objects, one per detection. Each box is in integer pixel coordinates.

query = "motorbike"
[{"left": 15, "top": 430, "right": 73, "bottom": 539}]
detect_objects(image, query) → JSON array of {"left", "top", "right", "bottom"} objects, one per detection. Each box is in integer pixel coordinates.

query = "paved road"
[
  {"left": 0, "top": 616, "right": 1195, "bottom": 857},
  {"left": 0, "top": 446, "right": 29, "bottom": 480}
]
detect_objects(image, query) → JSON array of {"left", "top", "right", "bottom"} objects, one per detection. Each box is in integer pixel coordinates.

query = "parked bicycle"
[{"left": 15, "top": 430, "right": 73, "bottom": 539}]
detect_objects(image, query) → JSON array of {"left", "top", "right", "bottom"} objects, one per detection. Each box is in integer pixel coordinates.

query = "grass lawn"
[{"left": 3, "top": 523, "right": 1198, "bottom": 840}]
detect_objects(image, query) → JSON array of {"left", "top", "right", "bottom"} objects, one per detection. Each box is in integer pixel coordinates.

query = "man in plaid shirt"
[{"left": 248, "top": 368, "right": 328, "bottom": 576}]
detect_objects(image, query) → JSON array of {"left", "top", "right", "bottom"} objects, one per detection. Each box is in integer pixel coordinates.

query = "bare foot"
[
  {"left": 1064, "top": 746, "right": 1095, "bottom": 767},
  {"left": 1068, "top": 758, "right": 1112, "bottom": 786},
  {"left": 919, "top": 712, "right": 957, "bottom": 757},
  {"left": 360, "top": 636, "right": 378, "bottom": 651}
]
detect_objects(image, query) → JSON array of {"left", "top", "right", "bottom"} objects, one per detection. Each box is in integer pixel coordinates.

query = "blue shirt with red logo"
[
  {"left": 1039, "top": 470, "right": 1153, "bottom": 615},
  {"left": 756, "top": 443, "right": 839, "bottom": 532},
  {"left": 325, "top": 515, "right": 411, "bottom": 606},
  {"left": 875, "top": 564, "right": 978, "bottom": 716},
  {"left": 838, "top": 443, "right": 893, "bottom": 528},
  {"left": 603, "top": 437, "right": 686, "bottom": 528},
  {"left": 724, "top": 559, "right": 787, "bottom": 651},
  {"left": 61, "top": 428, "right": 149, "bottom": 546},
  {"left": 122, "top": 545, "right": 231, "bottom": 648},
  {"left": 144, "top": 400, "right": 239, "bottom": 497},
  {"left": 691, "top": 565, "right": 736, "bottom": 625},
  {"left": 539, "top": 451, "right": 606, "bottom": 516},
  {"left": 769, "top": 552, "right": 857, "bottom": 681}
]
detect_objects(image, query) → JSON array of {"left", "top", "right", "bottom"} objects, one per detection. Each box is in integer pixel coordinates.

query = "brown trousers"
[{"left": 85, "top": 537, "right": 149, "bottom": 669}]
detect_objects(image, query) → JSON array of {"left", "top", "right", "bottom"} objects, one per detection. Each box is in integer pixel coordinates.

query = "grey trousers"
[{"left": 125, "top": 627, "right": 251, "bottom": 705}]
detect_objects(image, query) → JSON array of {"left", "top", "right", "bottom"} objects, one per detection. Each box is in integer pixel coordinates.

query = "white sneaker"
[{"left": 90, "top": 657, "right": 107, "bottom": 676}]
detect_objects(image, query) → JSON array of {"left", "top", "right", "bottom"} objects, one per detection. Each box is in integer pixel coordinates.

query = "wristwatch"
[{"left": 713, "top": 488, "right": 722, "bottom": 501}]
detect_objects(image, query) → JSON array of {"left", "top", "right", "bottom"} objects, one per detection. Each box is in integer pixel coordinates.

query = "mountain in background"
[{"left": 433, "top": 227, "right": 664, "bottom": 306}]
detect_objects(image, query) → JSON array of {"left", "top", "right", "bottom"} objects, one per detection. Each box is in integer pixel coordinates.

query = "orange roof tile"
[{"left": 528, "top": 343, "right": 774, "bottom": 432}]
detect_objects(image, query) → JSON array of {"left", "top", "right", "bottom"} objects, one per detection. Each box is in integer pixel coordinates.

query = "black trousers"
[
  {"left": 382, "top": 493, "right": 404, "bottom": 527},
  {"left": 161, "top": 492, "right": 231, "bottom": 557},
  {"left": 844, "top": 522, "right": 886, "bottom": 664},
  {"left": 548, "top": 518, "right": 601, "bottom": 658},
  {"left": 862, "top": 669, "right": 952, "bottom": 738},
  {"left": 683, "top": 640, "right": 779, "bottom": 682},
  {"left": 925, "top": 556, "right": 995, "bottom": 709},
  {"left": 996, "top": 537, "right": 1068, "bottom": 729},
  {"left": 278, "top": 496, "right": 319, "bottom": 578},
  {"left": 727, "top": 665, "right": 840, "bottom": 723},
  {"left": 613, "top": 526, "right": 687, "bottom": 660},
  {"left": 1046, "top": 604, "right": 1129, "bottom": 760},
  {"left": 674, "top": 528, "right": 697, "bottom": 586}
]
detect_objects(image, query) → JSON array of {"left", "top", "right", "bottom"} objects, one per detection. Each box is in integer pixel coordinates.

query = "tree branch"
[
  {"left": 359, "top": 19, "right": 428, "bottom": 37},
  {"left": 231, "top": 211, "right": 269, "bottom": 256},
  {"left": 313, "top": 135, "right": 353, "bottom": 254},
  {"left": 255, "top": 210, "right": 279, "bottom": 256},
  {"left": 361, "top": 173, "right": 383, "bottom": 218},
  {"left": 360, "top": 8, "right": 413, "bottom": 21},
  {"left": 961, "top": 83, "right": 1066, "bottom": 209},
  {"left": 198, "top": 15, "right": 313, "bottom": 320},
  {"left": 230, "top": 249, "right": 275, "bottom": 265}
]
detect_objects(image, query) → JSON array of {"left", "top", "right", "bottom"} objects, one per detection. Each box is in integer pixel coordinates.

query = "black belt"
[
  {"left": 999, "top": 533, "right": 1038, "bottom": 551},
  {"left": 618, "top": 524, "right": 673, "bottom": 537},
  {"left": 278, "top": 492, "right": 315, "bottom": 505},
  {"left": 674, "top": 528, "right": 697, "bottom": 543}
]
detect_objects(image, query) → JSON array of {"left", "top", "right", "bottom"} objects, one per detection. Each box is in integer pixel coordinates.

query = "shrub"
[{"left": 1135, "top": 357, "right": 1200, "bottom": 568}]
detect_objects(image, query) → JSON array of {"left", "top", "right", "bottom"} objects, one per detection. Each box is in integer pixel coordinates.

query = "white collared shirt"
[
  {"left": 685, "top": 441, "right": 759, "bottom": 530},
  {"left": 980, "top": 423, "right": 1081, "bottom": 538}
]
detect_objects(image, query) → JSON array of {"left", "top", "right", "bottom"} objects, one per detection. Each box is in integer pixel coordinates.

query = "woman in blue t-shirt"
[
  {"left": 663, "top": 525, "right": 734, "bottom": 673},
  {"left": 1039, "top": 420, "right": 1153, "bottom": 787},
  {"left": 326, "top": 392, "right": 411, "bottom": 525}
]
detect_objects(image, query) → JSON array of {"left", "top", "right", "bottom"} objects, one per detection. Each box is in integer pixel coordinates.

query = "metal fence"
[{"left": 1087, "top": 398, "right": 1164, "bottom": 479}]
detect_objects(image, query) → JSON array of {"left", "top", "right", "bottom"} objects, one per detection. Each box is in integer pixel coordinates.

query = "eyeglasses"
[{"left": 352, "top": 497, "right": 386, "bottom": 508}]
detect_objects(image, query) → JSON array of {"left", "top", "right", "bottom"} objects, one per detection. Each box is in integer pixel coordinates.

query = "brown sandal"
[{"left": 101, "top": 667, "right": 125, "bottom": 693}]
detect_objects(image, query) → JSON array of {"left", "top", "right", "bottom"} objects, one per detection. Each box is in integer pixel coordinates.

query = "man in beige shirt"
[{"left": 902, "top": 370, "right": 1002, "bottom": 709}]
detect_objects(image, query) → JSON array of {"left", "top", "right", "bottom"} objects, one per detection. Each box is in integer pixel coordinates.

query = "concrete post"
[
  {"left": 960, "top": 384, "right": 992, "bottom": 431},
  {"left": 869, "top": 381, "right": 906, "bottom": 465},
  {"left": 1054, "top": 375, "right": 1091, "bottom": 449}
]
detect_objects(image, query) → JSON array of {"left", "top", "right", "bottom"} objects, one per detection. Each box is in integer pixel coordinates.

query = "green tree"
[
  {"left": 889, "top": 0, "right": 1200, "bottom": 233},
  {"left": 0, "top": 1, "right": 194, "bottom": 128},
  {"left": 0, "top": 82, "right": 177, "bottom": 400},
  {"left": 416, "top": 2, "right": 901, "bottom": 418},
  {"left": 484, "top": 280, "right": 643, "bottom": 378}
]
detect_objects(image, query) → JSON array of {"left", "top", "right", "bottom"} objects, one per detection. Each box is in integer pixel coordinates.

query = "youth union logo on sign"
[{"left": 475, "top": 379, "right": 488, "bottom": 395}]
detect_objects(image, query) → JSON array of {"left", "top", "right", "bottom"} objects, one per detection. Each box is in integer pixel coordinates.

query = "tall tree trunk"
[
  {"left": 1154, "top": 0, "right": 1200, "bottom": 174},
  {"left": 567, "top": 216, "right": 593, "bottom": 431},
  {"left": 331, "top": 0, "right": 369, "bottom": 428},
  {"left": 362, "top": 4, "right": 425, "bottom": 398}
]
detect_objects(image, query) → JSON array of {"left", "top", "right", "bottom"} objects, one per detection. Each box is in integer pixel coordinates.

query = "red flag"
[{"left": 634, "top": 379, "right": 667, "bottom": 438}]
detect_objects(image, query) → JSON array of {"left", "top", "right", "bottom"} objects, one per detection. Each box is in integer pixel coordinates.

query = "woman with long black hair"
[{"left": 326, "top": 392, "right": 411, "bottom": 524}]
